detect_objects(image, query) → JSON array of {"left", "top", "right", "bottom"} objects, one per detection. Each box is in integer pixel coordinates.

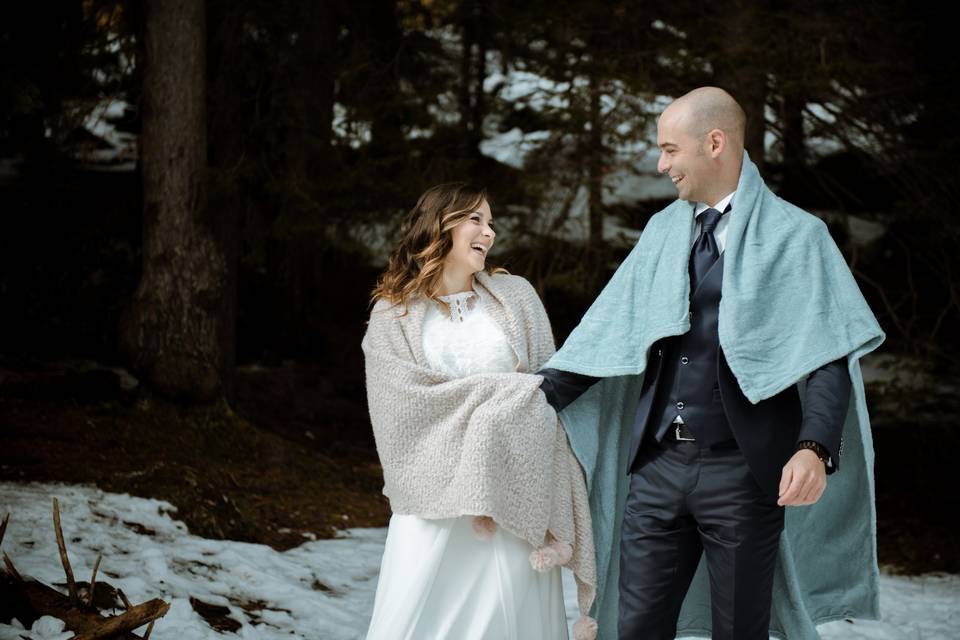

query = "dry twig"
[
  {"left": 88, "top": 553, "right": 103, "bottom": 607},
  {"left": 53, "top": 497, "right": 79, "bottom": 601}
]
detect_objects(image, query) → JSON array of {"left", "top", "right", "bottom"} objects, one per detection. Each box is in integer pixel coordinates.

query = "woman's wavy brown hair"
[{"left": 371, "top": 182, "right": 504, "bottom": 311}]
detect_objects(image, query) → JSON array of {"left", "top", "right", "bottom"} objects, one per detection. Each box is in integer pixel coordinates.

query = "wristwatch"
[{"left": 797, "top": 440, "right": 829, "bottom": 465}]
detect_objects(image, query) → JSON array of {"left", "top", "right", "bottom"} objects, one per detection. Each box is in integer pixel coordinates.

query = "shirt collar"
[{"left": 695, "top": 190, "right": 736, "bottom": 218}]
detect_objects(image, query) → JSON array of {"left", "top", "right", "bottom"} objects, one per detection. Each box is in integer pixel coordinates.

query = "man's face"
[{"left": 656, "top": 110, "right": 712, "bottom": 203}]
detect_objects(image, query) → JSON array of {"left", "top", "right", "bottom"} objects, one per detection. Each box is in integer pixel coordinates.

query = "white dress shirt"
[{"left": 692, "top": 191, "right": 736, "bottom": 253}]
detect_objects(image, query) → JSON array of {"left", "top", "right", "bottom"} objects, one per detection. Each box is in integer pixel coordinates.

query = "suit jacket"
[{"left": 541, "top": 254, "right": 850, "bottom": 499}]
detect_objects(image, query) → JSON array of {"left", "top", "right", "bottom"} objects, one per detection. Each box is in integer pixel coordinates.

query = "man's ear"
[{"left": 708, "top": 129, "right": 726, "bottom": 157}]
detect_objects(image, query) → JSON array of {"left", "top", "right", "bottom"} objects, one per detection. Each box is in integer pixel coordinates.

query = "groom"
[{"left": 538, "top": 87, "right": 871, "bottom": 639}]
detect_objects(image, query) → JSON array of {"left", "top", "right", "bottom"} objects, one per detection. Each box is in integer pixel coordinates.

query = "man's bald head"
[
  {"left": 663, "top": 87, "right": 746, "bottom": 152},
  {"left": 656, "top": 87, "right": 746, "bottom": 205}
]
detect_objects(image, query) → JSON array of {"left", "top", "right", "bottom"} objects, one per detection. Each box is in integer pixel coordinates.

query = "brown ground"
[
  {"left": 0, "top": 363, "right": 389, "bottom": 552},
  {"left": 1, "top": 361, "right": 957, "bottom": 574}
]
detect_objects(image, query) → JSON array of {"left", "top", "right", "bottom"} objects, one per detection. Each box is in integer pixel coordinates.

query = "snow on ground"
[
  {"left": 0, "top": 483, "right": 383, "bottom": 640},
  {"left": 1, "top": 482, "right": 957, "bottom": 640}
]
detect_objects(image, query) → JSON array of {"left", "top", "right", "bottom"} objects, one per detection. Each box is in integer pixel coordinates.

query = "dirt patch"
[
  {"left": 0, "top": 364, "right": 389, "bottom": 550},
  {"left": 1, "top": 364, "right": 956, "bottom": 574}
]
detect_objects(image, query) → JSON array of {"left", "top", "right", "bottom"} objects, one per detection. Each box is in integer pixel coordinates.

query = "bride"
[{"left": 362, "top": 183, "right": 596, "bottom": 640}]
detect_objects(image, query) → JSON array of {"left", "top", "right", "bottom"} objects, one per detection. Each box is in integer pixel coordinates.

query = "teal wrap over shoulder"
[{"left": 546, "top": 151, "right": 884, "bottom": 639}]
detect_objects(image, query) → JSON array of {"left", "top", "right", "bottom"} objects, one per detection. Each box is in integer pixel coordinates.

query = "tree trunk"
[
  {"left": 459, "top": 3, "right": 475, "bottom": 158},
  {"left": 361, "top": 0, "right": 404, "bottom": 157},
  {"left": 713, "top": 0, "right": 768, "bottom": 169},
  {"left": 471, "top": 32, "right": 487, "bottom": 159},
  {"left": 120, "top": 0, "right": 233, "bottom": 402},
  {"left": 779, "top": 87, "right": 807, "bottom": 200},
  {"left": 284, "top": 1, "right": 339, "bottom": 189},
  {"left": 587, "top": 73, "right": 604, "bottom": 252},
  {"left": 739, "top": 72, "right": 767, "bottom": 170},
  {"left": 205, "top": 0, "right": 246, "bottom": 400},
  {"left": 459, "top": 0, "right": 485, "bottom": 161}
]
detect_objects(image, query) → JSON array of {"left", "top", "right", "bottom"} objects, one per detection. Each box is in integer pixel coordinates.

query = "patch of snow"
[
  {"left": 0, "top": 616, "right": 74, "bottom": 640},
  {"left": 2, "top": 482, "right": 957, "bottom": 639},
  {"left": 860, "top": 353, "right": 932, "bottom": 390}
]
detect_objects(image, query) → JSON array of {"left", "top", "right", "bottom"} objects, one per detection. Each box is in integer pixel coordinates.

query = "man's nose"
[{"left": 657, "top": 153, "right": 668, "bottom": 174}]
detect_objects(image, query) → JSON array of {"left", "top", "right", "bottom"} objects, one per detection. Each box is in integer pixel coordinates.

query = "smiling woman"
[
  {"left": 362, "top": 182, "right": 597, "bottom": 639},
  {"left": 441, "top": 197, "right": 496, "bottom": 297},
  {"left": 370, "top": 182, "right": 505, "bottom": 314}
]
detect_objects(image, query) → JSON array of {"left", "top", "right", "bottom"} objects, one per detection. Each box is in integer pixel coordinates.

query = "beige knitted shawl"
[{"left": 362, "top": 271, "right": 596, "bottom": 622}]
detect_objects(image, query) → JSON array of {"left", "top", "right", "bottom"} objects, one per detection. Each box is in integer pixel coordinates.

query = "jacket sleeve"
[
  {"left": 797, "top": 357, "right": 851, "bottom": 473},
  {"left": 538, "top": 369, "right": 602, "bottom": 413}
]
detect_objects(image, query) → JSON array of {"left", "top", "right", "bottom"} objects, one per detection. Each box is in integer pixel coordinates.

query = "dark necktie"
[{"left": 689, "top": 205, "right": 729, "bottom": 292}]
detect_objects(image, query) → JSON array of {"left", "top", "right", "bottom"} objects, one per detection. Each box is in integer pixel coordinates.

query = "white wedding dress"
[{"left": 365, "top": 291, "right": 568, "bottom": 640}]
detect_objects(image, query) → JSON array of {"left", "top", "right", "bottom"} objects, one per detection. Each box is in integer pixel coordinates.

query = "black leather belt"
[{"left": 669, "top": 423, "right": 696, "bottom": 442}]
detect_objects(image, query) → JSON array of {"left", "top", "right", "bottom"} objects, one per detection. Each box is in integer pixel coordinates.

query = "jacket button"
[
  {"left": 657, "top": 349, "right": 663, "bottom": 357},
  {"left": 680, "top": 356, "right": 689, "bottom": 365},
  {"left": 676, "top": 401, "right": 685, "bottom": 410}
]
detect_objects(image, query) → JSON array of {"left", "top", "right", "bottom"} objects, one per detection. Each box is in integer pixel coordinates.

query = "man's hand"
[{"left": 777, "top": 449, "right": 827, "bottom": 506}]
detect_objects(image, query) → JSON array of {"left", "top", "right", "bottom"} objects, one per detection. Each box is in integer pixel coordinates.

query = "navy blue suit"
[{"left": 539, "top": 241, "right": 851, "bottom": 639}]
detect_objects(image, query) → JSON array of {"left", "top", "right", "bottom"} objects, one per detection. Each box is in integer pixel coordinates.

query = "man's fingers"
[
  {"left": 781, "top": 466, "right": 826, "bottom": 506},
  {"left": 785, "top": 470, "right": 827, "bottom": 506},
  {"left": 778, "top": 466, "right": 793, "bottom": 499},
  {"left": 802, "top": 478, "right": 827, "bottom": 505},
  {"left": 780, "top": 450, "right": 831, "bottom": 506},
  {"left": 799, "top": 482, "right": 818, "bottom": 505},
  {"left": 778, "top": 470, "right": 805, "bottom": 506}
]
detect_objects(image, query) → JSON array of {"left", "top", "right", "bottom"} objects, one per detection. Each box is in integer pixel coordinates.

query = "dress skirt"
[{"left": 365, "top": 513, "right": 568, "bottom": 640}]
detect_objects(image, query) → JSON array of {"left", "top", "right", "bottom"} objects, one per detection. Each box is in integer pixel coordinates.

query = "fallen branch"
[
  {"left": 3, "top": 550, "right": 23, "bottom": 581},
  {"left": 52, "top": 497, "right": 79, "bottom": 602},
  {"left": 116, "top": 587, "right": 133, "bottom": 610},
  {"left": 88, "top": 553, "right": 102, "bottom": 607},
  {"left": 7, "top": 577, "right": 156, "bottom": 639},
  {"left": 0, "top": 512, "right": 9, "bottom": 547},
  {"left": 71, "top": 599, "right": 170, "bottom": 640},
  {"left": 0, "top": 500, "right": 170, "bottom": 638}
]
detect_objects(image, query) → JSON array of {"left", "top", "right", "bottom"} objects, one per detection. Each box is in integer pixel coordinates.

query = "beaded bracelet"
[{"left": 797, "top": 440, "right": 829, "bottom": 464}]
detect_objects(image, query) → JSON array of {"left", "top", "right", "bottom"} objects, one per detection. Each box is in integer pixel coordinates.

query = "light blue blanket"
[{"left": 547, "top": 151, "right": 884, "bottom": 639}]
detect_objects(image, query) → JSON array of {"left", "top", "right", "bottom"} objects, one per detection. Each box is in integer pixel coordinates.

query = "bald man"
[{"left": 538, "top": 87, "right": 851, "bottom": 639}]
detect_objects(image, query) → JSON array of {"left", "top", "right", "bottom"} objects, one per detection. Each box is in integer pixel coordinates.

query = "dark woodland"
[{"left": 1, "top": 1, "right": 957, "bottom": 612}]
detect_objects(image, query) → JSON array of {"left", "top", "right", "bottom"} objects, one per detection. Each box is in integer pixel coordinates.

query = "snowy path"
[{"left": 1, "top": 483, "right": 957, "bottom": 639}]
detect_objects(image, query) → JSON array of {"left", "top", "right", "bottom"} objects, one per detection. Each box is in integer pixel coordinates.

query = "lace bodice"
[{"left": 422, "top": 290, "right": 519, "bottom": 377}]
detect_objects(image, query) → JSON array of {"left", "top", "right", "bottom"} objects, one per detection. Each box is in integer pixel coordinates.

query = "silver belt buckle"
[{"left": 675, "top": 425, "right": 696, "bottom": 442}]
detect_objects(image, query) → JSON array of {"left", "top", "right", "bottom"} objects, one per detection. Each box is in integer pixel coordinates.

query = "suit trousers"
[{"left": 619, "top": 437, "right": 784, "bottom": 640}]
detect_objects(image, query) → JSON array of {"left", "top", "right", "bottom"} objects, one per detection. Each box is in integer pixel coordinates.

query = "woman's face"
[{"left": 444, "top": 198, "right": 495, "bottom": 277}]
